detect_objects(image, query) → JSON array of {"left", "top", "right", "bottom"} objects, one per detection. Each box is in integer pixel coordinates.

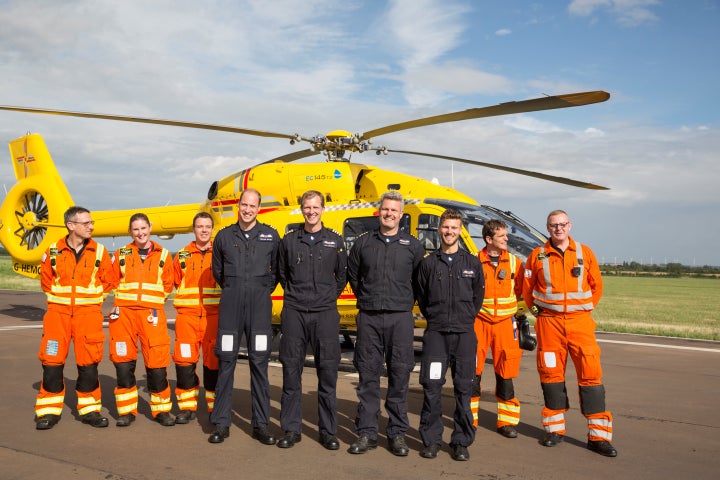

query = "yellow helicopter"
[{"left": 0, "top": 91, "right": 609, "bottom": 329}]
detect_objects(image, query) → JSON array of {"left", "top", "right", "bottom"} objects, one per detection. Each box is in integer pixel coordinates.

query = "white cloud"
[
  {"left": 568, "top": 0, "right": 660, "bottom": 26},
  {"left": 495, "top": 28, "right": 512, "bottom": 36}
]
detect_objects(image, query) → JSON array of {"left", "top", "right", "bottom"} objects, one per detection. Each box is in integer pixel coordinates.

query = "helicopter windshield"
[{"left": 424, "top": 199, "right": 546, "bottom": 261}]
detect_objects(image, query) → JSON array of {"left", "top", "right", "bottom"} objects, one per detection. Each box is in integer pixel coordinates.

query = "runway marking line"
[{"left": 2, "top": 323, "right": 718, "bottom": 353}]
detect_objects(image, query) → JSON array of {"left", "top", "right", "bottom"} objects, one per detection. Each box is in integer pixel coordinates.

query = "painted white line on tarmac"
[
  {"left": 0, "top": 318, "right": 178, "bottom": 331},
  {"left": 597, "top": 338, "right": 720, "bottom": 353},
  {"left": 2, "top": 324, "right": 717, "bottom": 354}
]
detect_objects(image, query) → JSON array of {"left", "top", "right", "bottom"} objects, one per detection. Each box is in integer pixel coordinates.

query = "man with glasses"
[
  {"left": 34, "top": 206, "right": 117, "bottom": 430},
  {"left": 522, "top": 210, "right": 617, "bottom": 457}
]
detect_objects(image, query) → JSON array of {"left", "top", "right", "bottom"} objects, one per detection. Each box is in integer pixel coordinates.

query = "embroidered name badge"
[
  {"left": 49, "top": 247, "right": 59, "bottom": 256},
  {"left": 399, "top": 238, "right": 410, "bottom": 245},
  {"left": 322, "top": 240, "right": 337, "bottom": 248},
  {"left": 178, "top": 251, "right": 191, "bottom": 259},
  {"left": 258, "top": 233, "right": 274, "bottom": 242},
  {"left": 537, "top": 252, "right": 548, "bottom": 260},
  {"left": 119, "top": 248, "right": 133, "bottom": 256},
  {"left": 461, "top": 269, "right": 476, "bottom": 278}
]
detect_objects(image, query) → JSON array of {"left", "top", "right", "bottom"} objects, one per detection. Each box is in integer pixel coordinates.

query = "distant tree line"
[{"left": 601, "top": 262, "right": 720, "bottom": 278}]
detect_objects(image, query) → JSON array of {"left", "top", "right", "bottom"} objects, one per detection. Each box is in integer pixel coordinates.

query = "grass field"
[
  {"left": 1, "top": 256, "right": 718, "bottom": 341},
  {"left": 593, "top": 276, "right": 720, "bottom": 341}
]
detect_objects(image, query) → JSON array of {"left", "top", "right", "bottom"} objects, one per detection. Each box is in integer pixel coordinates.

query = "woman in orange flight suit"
[{"left": 109, "top": 213, "right": 175, "bottom": 427}]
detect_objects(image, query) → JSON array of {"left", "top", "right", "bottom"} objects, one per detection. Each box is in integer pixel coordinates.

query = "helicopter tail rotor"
[{"left": 0, "top": 134, "right": 74, "bottom": 277}]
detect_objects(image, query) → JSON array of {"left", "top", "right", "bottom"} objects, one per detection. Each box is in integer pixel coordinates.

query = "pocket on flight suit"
[
  {"left": 498, "top": 348, "right": 523, "bottom": 379},
  {"left": 173, "top": 337, "right": 200, "bottom": 364},
  {"left": 318, "top": 337, "right": 341, "bottom": 369},
  {"left": 578, "top": 344, "right": 603, "bottom": 382},
  {"left": 110, "top": 335, "right": 137, "bottom": 363},
  {"left": 420, "top": 356, "right": 447, "bottom": 387},
  {"left": 81, "top": 331, "right": 106, "bottom": 365},
  {"left": 146, "top": 335, "right": 171, "bottom": 369},
  {"left": 279, "top": 335, "right": 304, "bottom": 369},
  {"left": 38, "top": 334, "right": 68, "bottom": 364},
  {"left": 215, "top": 329, "right": 238, "bottom": 360}
]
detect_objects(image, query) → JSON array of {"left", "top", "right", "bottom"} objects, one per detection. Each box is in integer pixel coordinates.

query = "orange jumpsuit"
[
  {"left": 522, "top": 237, "right": 613, "bottom": 443},
  {"left": 172, "top": 241, "right": 221, "bottom": 413},
  {"left": 471, "top": 248, "right": 524, "bottom": 429},
  {"left": 109, "top": 241, "right": 174, "bottom": 419},
  {"left": 35, "top": 237, "right": 117, "bottom": 419}
]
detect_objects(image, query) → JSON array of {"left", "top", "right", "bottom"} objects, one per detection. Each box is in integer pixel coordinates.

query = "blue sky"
[{"left": 0, "top": 0, "right": 718, "bottom": 265}]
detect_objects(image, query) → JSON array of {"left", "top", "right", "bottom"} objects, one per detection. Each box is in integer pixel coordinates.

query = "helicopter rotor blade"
[
  {"left": 0, "top": 105, "right": 311, "bottom": 141},
  {"left": 359, "top": 91, "right": 610, "bottom": 141},
  {"left": 258, "top": 149, "right": 320, "bottom": 165},
  {"left": 386, "top": 149, "right": 609, "bottom": 190}
]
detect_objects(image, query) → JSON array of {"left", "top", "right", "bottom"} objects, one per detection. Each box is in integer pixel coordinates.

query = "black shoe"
[
  {"left": 116, "top": 414, "right": 135, "bottom": 427},
  {"left": 208, "top": 425, "right": 230, "bottom": 444},
  {"left": 80, "top": 411, "right": 109, "bottom": 428},
  {"left": 451, "top": 445, "right": 470, "bottom": 461},
  {"left": 587, "top": 440, "right": 617, "bottom": 457},
  {"left": 389, "top": 435, "right": 409, "bottom": 456},
  {"left": 35, "top": 414, "right": 60, "bottom": 430},
  {"left": 347, "top": 435, "right": 377, "bottom": 454},
  {"left": 420, "top": 444, "right": 441, "bottom": 459},
  {"left": 320, "top": 433, "right": 340, "bottom": 450},
  {"left": 540, "top": 432, "right": 564, "bottom": 447},
  {"left": 174, "top": 410, "right": 196, "bottom": 425},
  {"left": 253, "top": 426, "right": 277, "bottom": 445},
  {"left": 155, "top": 412, "right": 175, "bottom": 426},
  {"left": 497, "top": 425, "right": 518, "bottom": 438},
  {"left": 277, "top": 432, "right": 302, "bottom": 449}
]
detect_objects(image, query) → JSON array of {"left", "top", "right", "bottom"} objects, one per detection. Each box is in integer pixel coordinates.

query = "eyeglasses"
[
  {"left": 548, "top": 222, "right": 570, "bottom": 230},
  {"left": 70, "top": 220, "right": 95, "bottom": 227}
]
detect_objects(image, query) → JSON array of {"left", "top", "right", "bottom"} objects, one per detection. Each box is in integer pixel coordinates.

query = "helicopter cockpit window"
[
  {"left": 417, "top": 214, "right": 440, "bottom": 254},
  {"left": 423, "top": 199, "right": 545, "bottom": 261},
  {"left": 343, "top": 214, "right": 411, "bottom": 252}
]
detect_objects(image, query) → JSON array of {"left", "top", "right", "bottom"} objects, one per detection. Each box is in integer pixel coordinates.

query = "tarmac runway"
[{"left": 1, "top": 289, "right": 719, "bottom": 480}]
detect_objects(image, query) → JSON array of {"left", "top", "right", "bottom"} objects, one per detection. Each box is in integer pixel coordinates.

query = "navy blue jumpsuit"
[
  {"left": 210, "top": 222, "right": 279, "bottom": 430},
  {"left": 277, "top": 226, "right": 347, "bottom": 436}
]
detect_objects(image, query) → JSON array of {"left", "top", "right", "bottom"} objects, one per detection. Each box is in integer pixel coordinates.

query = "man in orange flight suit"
[
  {"left": 471, "top": 219, "right": 525, "bottom": 439},
  {"left": 35, "top": 206, "right": 117, "bottom": 430},
  {"left": 172, "top": 212, "right": 222, "bottom": 424},
  {"left": 109, "top": 213, "right": 175, "bottom": 427},
  {"left": 522, "top": 209, "right": 617, "bottom": 457}
]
